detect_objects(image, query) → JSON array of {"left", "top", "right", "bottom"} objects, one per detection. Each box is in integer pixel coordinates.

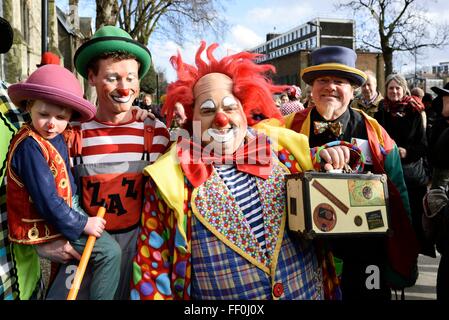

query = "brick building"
[{"left": 248, "top": 18, "right": 385, "bottom": 92}]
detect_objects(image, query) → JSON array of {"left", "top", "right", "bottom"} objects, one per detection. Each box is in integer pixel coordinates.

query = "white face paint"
[
  {"left": 205, "top": 96, "right": 239, "bottom": 142},
  {"left": 193, "top": 73, "right": 247, "bottom": 155},
  {"left": 207, "top": 128, "right": 235, "bottom": 143}
]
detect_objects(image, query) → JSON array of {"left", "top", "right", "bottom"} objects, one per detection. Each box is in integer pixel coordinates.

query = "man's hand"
[
  {"left": 131, "top": 105, "right": 156, "bottom": 121},
  {"left": 319, "top": 146, "right": 351, "bottom": 172},
  {"left": 398, "top": 147, "right": 407, "bottom": 159},
  {"left": 35, "top": 239, "right": 81, "bottom": 264}
]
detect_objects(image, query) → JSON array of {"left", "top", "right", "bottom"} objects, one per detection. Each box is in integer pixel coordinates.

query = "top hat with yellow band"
[{"left": 301, "top": 46, "right": 367, "bottom": 87}]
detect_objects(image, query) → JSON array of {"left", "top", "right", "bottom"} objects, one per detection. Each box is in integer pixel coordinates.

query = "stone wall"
[{"left": 1, "top": 0, "right": 62, "bottom": 83}]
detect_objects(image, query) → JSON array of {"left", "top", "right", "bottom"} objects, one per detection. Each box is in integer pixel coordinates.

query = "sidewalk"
[{"left": 403, "top": 253, "right": 440, "bottom": 300}]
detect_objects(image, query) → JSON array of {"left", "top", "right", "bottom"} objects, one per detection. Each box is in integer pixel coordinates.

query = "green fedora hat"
[{"left": 74, "top": 25, "right": 152, "bottom": 79}]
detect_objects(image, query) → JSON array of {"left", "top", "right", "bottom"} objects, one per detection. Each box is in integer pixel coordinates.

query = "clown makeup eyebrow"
[
  {"left": 106, "top": 72, "right": 138, "bottom": 81},
  {"left": 199, "top": 99, "right": 216, "bottom": 111},
  {"left": 222, "top": 96, "right": 237, "bottom": 109}
]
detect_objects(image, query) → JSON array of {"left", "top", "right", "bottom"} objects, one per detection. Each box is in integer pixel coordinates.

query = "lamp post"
[
  {"left": 401, "top": 63, "right": 408, "bottom": 75},
  {"left": 156, "top": 72, "right": 159, "bottom": 104},
  {"left": 414, "top": 47, "right": 418, "bottom": 87}
]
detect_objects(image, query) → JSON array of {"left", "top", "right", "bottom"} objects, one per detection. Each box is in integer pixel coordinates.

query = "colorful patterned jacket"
[
  {"left": 284, "top": 107, "right": 419, "bottom": 288},
  {"left": 1, "top": 80, "right": 30, "bottom": 300},
  {"left": 131, "top": 125, "right": 339, "bottom": 300}
]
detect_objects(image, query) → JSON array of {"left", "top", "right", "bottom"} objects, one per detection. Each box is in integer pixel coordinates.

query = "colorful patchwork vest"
[
  {"left": 190, "top": 162, "right": 323, "bottom": 299},
  {"left": 7, "top": 124, "right": 70, "bottom": 244},
  {"left": 137, "top": 125, "right": 338, "bottom": 299}
]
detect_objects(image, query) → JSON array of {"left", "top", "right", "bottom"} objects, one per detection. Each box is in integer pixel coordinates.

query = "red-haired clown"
[{"left": 131, "top": 42, "right": 350, "bottom": 300}]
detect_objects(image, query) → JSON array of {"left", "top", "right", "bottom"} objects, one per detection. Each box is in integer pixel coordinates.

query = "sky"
[{"left": 57, "top": 0, "right": 449, "bottom": 82}]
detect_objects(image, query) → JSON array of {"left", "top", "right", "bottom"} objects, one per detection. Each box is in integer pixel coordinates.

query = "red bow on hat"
[{"left": 177, "top": 134, "right": 273, "bottom": 187}]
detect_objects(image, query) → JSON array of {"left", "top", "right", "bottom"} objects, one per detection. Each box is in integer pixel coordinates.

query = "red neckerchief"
[
  {"left": 177, "top": 134, "right": 273, "bottom": 188},
  {"left": 384, "top": 95, "right": 425, "bottom": 115}
]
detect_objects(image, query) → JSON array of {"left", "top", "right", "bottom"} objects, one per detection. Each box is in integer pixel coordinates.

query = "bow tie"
[
  {"left": 313, "top": 121, "right": 343, "bottom": 137},
  {"left": 177, "top": 135, "right": 273, "bottom": 188}
]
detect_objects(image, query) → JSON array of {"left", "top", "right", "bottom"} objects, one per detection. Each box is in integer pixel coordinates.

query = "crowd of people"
[{"left": 1, "top": 16, "right": 449, "bottom": 301}]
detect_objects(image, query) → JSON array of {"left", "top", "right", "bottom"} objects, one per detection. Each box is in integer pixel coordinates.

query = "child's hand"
[{"left": 84, "top": 216, "right": 106, "bottom": 238}]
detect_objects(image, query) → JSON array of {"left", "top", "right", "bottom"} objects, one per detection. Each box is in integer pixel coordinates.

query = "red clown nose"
[
  {"left": 48, "top": 123, "right": 55, "bottom": 129},
  {"left": 214, "top": 112, "right": 229, "bottom": 127},
  {"left": 116, "top": 88, "right": 130, "bottom": 96}
]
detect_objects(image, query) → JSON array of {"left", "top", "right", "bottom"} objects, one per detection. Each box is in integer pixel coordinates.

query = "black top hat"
[
  {"left": 301, "top": 46, "right": 367, "bottom": 87},
  {"left": 0, "top": 17, "right": 13, "bottom": 54},
  {"left": 431, "top": 82, "right": 449, "bottom": 97}
]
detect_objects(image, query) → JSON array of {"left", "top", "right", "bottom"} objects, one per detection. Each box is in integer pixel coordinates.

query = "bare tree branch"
[
  {"left": 96, "top": 0, "right": 229, "bottom": 46},
  {"left": 338, "top": 0, "right": 449, "bottom": 76}
]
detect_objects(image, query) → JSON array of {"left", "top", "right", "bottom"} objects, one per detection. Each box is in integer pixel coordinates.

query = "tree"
[
  {"left": 95, "top": 0, "right": 119, "bottom": 29},
  {"left": 140, "top": 65, "right": 168, "bottom": 103},
  {"left": 95, "top": 0, "right": 229, "bottom": 46},
  {"left": 339, "top": 0, "right": 449, "bottom": 76}
]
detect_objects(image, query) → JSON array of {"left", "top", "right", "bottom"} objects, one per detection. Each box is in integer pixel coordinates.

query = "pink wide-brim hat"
[{"left": 8, "top": 64, "right": 96, "bottom": 122}]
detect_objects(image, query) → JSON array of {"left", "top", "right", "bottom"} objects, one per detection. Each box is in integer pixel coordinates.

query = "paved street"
[{"left": 403, "top": 253, "right": 440, "bottom": 300}]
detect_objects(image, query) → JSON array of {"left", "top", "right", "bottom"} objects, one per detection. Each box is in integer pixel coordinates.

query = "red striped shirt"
[{"left": 71, "top": 115, "right": 169, "bottom": 164}]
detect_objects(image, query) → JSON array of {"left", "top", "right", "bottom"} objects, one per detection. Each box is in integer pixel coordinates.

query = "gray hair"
[{"left": 385, "top": 73, "right": 410, "bottom": 96}]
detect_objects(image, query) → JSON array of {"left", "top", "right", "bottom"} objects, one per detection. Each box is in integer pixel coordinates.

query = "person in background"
[
  {"left": 284, "top": 46, "right": 419, "bottom": 300},
  {"left": 273, "top": 95, "right": 282, "bottom": 109},
  {"left": 350, "top": 70, "right": 383, "bottom": 117},
  {"left": 375, "top": 73, "right": 433, "bottom": 258},
  {"left": 172, "top": 102, "right": 187, "bottom": 127},
  {"left": 411, "top": 87, "right": 427, "bottom": 128},
  {"left": 280, "top": 93, "right": 289, "bottom": 105},
  {"left": 411, "top": 87, "right": 425, "bottom": 101},
  {"left": 140, "top": 92, "right": 164, "bottom": 122},
  {"left": 140, "top": 92, "right": 153, "bottom": 109},
  {"left": 279, "top": 85, "right": 304, "bottom": 116},
  {"left": 168, "top": 101, "right": 187, "bottom": 141},
  {"left": 428, "top": 84, "right": 449, "bottom": 158},
  {"left": 423, "top": 92, "right": 435, "bottom": 130},
  {"left": 302, "top": 85, "right": 315, "bottom": 108},
  {"left": 423, "top": 126, "right": 449, "bottom": 301}
]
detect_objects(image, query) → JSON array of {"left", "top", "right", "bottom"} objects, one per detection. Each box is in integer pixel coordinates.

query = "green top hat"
[{"left": 74, "top": 25, "right": 152, "bottom": 79}]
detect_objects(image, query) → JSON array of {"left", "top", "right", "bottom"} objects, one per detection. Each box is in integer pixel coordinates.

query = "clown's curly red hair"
[{"left": 162, "top": 41, "right": 287, "bottom": 127}]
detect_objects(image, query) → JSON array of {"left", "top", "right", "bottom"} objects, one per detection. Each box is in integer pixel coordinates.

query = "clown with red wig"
[{"left": 131, "top": 42, "right": 349, "bottom": 300}]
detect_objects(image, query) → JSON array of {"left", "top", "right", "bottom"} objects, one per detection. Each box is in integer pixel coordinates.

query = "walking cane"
[{"left": 67, "top": 201, "right": 107, "bottom": 300}]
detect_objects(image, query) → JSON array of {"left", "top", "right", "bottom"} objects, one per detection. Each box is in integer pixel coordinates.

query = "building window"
[{"left": 21, "top": 0, "right": 30, "bottom": 43}]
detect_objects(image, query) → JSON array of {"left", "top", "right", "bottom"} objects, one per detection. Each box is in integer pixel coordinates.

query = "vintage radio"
[{"left": 286, "top": 171, "right": 390, "bottom": 238}]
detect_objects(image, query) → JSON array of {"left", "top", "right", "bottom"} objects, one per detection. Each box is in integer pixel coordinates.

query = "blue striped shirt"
[{"left": 215, "top": 165, "right": 266, "bottom": 253}]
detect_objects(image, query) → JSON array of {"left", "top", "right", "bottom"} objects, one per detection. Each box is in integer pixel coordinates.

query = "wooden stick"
[{"left": 67, "top": 204, "right": 106, "bottom": 300}]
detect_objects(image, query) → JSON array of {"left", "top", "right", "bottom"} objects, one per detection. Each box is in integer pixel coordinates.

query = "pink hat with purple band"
[{"left": 8, "top": 64, "right": 96, "bottom": 122}]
